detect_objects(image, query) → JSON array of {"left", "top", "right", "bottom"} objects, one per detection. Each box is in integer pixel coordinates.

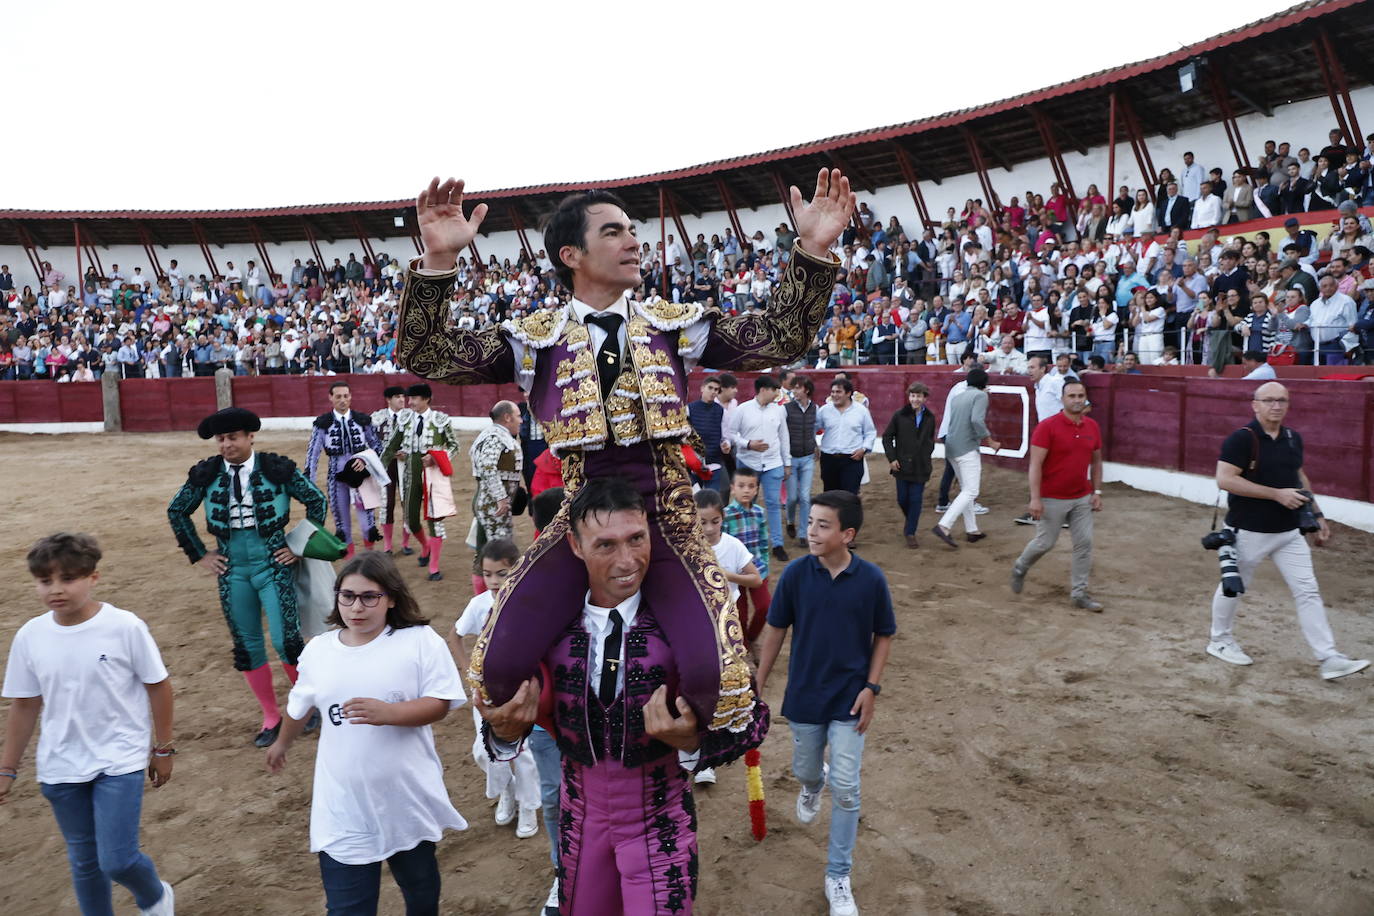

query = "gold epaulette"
[
  {"left": 631, "top": 298, "right": 704, "bottom": 332},
  {"left": 503, "top": 307, "right": 568, "bottom": 349}
]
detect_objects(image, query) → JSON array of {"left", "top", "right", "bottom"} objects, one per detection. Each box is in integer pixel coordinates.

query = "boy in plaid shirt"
[{"left": 723, "top": 466, "right": 772, "bottom": 645}]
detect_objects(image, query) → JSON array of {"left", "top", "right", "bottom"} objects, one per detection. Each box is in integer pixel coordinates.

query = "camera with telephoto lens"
[
  {"left": 1295, "top": 489, "right": 1320, "bottom": 535},
  {"left": 1200, "top": 528, "right": 1235, "bottom": 551},
  {"left": 1201, "top": 527, "right": 1245, "bottom": 597}
]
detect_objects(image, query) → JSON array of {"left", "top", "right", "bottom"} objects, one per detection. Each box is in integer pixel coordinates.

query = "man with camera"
[{"left": 1205, "top": 381, "right": 1369, "bottom": 680}]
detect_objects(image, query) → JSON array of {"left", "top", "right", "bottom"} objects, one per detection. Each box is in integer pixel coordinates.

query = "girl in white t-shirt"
[
  {"left": 266, "top": 553, "right": 466, "bottom": 915},
  {"left": 1, "top": 533, "right": 176, "bottom": 916},
  {"left": 451, "top": 539, "right": 541, "bottom": 840}
]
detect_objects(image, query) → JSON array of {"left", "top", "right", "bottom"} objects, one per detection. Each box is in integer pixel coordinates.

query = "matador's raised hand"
[
  {"left": 417, "top": 177, "right": 489, "bottom": 271},
  {"left": 793, "top": 168, "right": 857, "bottom": 259}
]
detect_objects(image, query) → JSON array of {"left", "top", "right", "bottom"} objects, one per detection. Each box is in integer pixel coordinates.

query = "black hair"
[
  {"left": 542, "top": 190, "right": 633, "bottom": 290},
  {"left": 1062, "top": 378, "right": 1088, "bottom": 394},
  {"left": 327, "top": 553, "right": 428, "bottom": 630},
  {"left": 732, "top": 465, "right": 759, "bottom": 480},
  {"left": 811, "top": 490, "right": 863, "bottom": 535},
  {"left": 1088, "top": 355, "right": 1106, "bottom": 369},
  {"left": 531, "top": 487, "right": 564, "bottom": 531},
  {"left": 716, "top": 373, "right": 738, "bottom": 389},
  {"left": 754, "top": 375, "right": 779, "bottom": 392},
  {"left": 906, "top": 381, "right": 930, "bottom": 396},
  {"left": 479, "top": 537, "right": 521, "bottom": 566},
  {"left": 28, "top": 532, "right": 101, "bottom": 578},
  {"left": 329, "top": 380, "right": 350, "bottom": 394},
  {"left": 568, "top": 476, "right": 645, "bottom": 537},
  {"left": 967, "top": 367, "right": 989, "bottom": 389},
  {"left": 830, "top": 377, "right": 854, "bottom": 394},
  {"left": 693, "top": 488, "right": 725, "bottom": 513},
  {"left": 792, "top": 375, "right": 815, "bottom": 396}
]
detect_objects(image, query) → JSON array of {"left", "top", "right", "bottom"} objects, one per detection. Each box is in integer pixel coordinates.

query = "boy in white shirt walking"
[{"left": 2, "top": 533, "right": 177, "bottom": 916}]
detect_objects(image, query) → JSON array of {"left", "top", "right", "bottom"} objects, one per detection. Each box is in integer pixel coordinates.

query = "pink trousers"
[{"left": 561, "top": 755, "right": 698, "bottom": 914}]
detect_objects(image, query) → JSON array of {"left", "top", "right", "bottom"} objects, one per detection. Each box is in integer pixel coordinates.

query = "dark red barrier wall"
[
  {"left": 8, "top": 370, "right": 1372, "bottom": 503},
  {"left": 0, "top": 380, "right": 104, "bottom": 423}
]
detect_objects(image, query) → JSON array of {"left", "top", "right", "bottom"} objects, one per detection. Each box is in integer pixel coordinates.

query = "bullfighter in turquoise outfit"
[{"left": 167, "top": 407, "right": 327, "bottom": 747}]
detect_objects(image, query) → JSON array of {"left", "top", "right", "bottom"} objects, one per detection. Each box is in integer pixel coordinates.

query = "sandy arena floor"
[{"left": 0, "top": 430, "right": 1371, "bottom": 915}]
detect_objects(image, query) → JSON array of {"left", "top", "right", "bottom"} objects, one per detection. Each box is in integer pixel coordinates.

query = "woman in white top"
[
  {"left": 1090, "top": 295, "right": 1120, "bottom": 363},
  {"left": 1105, "top": 202, "right": 1131, "bottom": 237},
  {"left": 1325, "top": 215, "right": 1373, "bottom": 263},
  {"left": 1130, "top": 189, "right": 1157, "bottom": 237},
  {"left": 1131, "top": 289, "right": 1167, "bottom": 363},
  {"left": 267, "top": 553, "right": 466, "bottom": 916}
]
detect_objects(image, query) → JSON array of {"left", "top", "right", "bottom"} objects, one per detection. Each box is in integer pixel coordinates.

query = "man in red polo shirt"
[{"left": 1009, "top": 378, "right": 1105, "bottom": 610}]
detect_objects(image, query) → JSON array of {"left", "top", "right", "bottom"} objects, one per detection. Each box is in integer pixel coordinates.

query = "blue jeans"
[
  {"left": 790, "top": 720, "right": 865, "bottom": 878},
  {"left": 318, "top": 841, "right": 439, "bottom": 915},
  {"left": 41, "top": 771, "right": 165, "bottom": 915},
  {"left": 895, "top": 479, "right": 926, "bottom": 536},
  {"left": 1091, "top": 340, "right": 1116, "bottom": 363},
  {"left": 758, "top": 465, "right": 785, "bottom": 548},
  {"left": 786, "top": 454, "right": 815, "bottom": 534},
  {"left": 528, "top": 726, "right": 562, "bottom": 868},
  {"left": 1318, "top": 339, "right": 1348, "bottom": 366}
]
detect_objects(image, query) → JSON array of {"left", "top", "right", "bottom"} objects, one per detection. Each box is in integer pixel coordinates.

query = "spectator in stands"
[
  {"left": 1191, "top": 182, "right": 1222, "bottom": 229},
  {"left": 1179, "top": 152, "right": 1205, "bottom": 200},
  {"left": 987, "top": 334, "right": 1028, "bottom": 375},
  {"left": 1310, "top": 274, "right": 1358, "bottom": 366},
  {"left": 1278, "top": 161, "right": 1313, "bottom": 214},
  {"left": 1157, "top": 182, "right": 1192, "bottom": 231}
]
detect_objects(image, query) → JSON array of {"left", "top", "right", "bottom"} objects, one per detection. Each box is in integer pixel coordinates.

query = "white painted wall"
[{"left": 4, "top": 88, "right": 1369, "bottom": 288}]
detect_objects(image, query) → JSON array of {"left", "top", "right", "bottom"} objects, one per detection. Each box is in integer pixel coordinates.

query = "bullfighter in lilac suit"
[
  {"left": 480, "top": 478, "right": 768, "bottom": 913},
  {"left": 397, "top": 172, "right": 852, "bottom": 747},
  {"left": 305, "top": 379, "right": 381, "bottom": 553}
]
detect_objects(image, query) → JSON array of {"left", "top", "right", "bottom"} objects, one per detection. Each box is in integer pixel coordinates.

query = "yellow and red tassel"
[{"left": 745, "top": 748, "right": 766, "bottom": 841}]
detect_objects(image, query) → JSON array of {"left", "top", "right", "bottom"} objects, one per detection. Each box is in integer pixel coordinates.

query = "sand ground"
[{"left": 1, "top": 430, "right": 1371, "bottom": 916}]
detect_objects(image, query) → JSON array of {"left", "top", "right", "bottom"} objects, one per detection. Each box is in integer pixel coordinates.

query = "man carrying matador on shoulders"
[{"left": 397, "top": 171, "right": 854, "bottom": 734}]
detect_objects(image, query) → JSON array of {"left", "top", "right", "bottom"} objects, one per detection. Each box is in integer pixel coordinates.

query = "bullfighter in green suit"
[{"left": 167, "top": 407, "right": 327, "bottom": 747}]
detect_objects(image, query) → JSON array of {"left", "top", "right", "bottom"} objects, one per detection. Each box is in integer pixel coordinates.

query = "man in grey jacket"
[{"left": 932, "top": 368, "right": 1001, "bottom": 548}]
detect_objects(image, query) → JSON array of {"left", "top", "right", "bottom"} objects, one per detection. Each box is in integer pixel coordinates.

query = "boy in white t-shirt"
[
  {"left": 691, "top": 488, "right": 763, "bottom": 787},
  {"left": 1, "top": 533, "right": 176, "bottom": 916},
  {"left": 452, "top": 539, "right": 542, "bottom": 840}
]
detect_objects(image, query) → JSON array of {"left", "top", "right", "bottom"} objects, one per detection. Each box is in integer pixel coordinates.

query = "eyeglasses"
[
  {"left": 1253, "top": 397, "right": 1289, "bottom": 406},
  {"left": 337, "top": 590, "right": 386, "bottom": 607}
]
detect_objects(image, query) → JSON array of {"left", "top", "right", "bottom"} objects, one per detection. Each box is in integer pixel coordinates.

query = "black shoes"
[
  {"left": 786, "top": 523, "right": 797, "bottom": 539},
  {"left": 303, "top": 710, "right": 321, "bottom": 735},
  {"left": 428, "top": 571, "right": 444, "bottom": 581},
  {"left": 401, "top": 546, "right": 415, "bottom": 555},
  {"left": 418, "top": 554, "right": 429, "bottom": 567},
  {"left": 254, "top": 722, "right": 281, "bottom": 748},
  {"left": 771, "top": 545, "right": 789, "bottom": 563}
]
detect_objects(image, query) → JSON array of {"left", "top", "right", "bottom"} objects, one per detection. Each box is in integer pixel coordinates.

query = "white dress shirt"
[
  {"left": 225, "top": 451, "right": 256, "bottom": 528},
  {"left": 724, "top": 397, "right": 790, "bottom": 471},
  {"left": 1190, "top": 194, "right": 1222, "bottom": 229},
  {"left": 1309, "top": 293, "right": 1356, "bottom": 344}
]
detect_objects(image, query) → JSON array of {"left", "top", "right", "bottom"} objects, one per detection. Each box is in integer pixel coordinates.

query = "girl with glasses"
[{"left": 265, "top": 553, "right": 466, "bottom": 915}]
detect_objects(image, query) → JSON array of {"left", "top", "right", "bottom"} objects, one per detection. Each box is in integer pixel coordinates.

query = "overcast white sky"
[{"left": 6, "top": 0, "right": 1301, "bottom": 211}]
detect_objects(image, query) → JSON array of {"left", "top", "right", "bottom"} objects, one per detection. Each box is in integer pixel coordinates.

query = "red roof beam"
[
  {"left": 348, "top": 215, "right": 378, "bottom": 269},
  {"left": 136, "top": 221, "right": 165, "bottom": 280},
  {"left": 713, "top": 176, "right": 748, "bottom": 250},
  {"left": 247, "top": 222, "right": 277, "bottom": 283}
]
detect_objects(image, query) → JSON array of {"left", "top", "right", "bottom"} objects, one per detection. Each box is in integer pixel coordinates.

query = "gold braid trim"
[
  {"left": 706, "top": 243, "right": 838, "bottom": 371},
  {"left": 397, "top": 258, "right": 515, "bottom": 384}
]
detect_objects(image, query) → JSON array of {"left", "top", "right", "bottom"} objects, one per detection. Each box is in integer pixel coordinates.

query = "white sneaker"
[
  {"left": 494, "top": 784, "right": 516, "bottom": 826},
  {"left": 825, "top": 875, "right": 858, "bottom": 916},
  {"left": 973, "top": 502, "right": 989, "bottom": 515},
  {"left": 141, "top": 880, "right": 175, "bottom": 916},
  {"left": 694, "top": 767, "right": 717, "bottom": 785},
  {"left": 796, "top": 762, "right": 827, "bottom": 824},
  {"left": 1206, "top": 641, "right": 1253, "bottom": 666},
  {"left": 1320, "top": 655, "right": 1371, "bottom": 681},
  {"left": 935, "top": 503, "right": 950, "bottom": 513},
  {"left": 542, "top": 877, "right": 559, "bottom": 914},
  {"left": 516, "top": 805, "right": 540, "bottom": 838}
]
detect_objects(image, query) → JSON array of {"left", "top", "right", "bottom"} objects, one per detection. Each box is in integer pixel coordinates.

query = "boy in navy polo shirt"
[{"left": 757, "top": 490, "right": 895, "bottom": 916}]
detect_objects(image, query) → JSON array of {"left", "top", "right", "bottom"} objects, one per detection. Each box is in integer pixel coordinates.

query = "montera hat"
[
  {"left": 198, "top": 407, "right": 261, "bottom": 439},
  {"left": 383, "top": 385, "right": 406, "bottom": 398},
  {"left": 406, "top": 382, "right": 433, "bottom": 399}
]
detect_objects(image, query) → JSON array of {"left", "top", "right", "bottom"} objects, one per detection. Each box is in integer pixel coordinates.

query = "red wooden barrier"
[
  {"left": 0, "top": 380, "right": 103, "bottom": 423},
  {"left": 8, "top": 370, "right": 1373, "bottom": 504}
]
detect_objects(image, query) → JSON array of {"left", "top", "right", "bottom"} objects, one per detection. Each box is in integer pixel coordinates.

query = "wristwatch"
[{"left": 865, "top": 682, "right": 882, "bottom": 696}]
